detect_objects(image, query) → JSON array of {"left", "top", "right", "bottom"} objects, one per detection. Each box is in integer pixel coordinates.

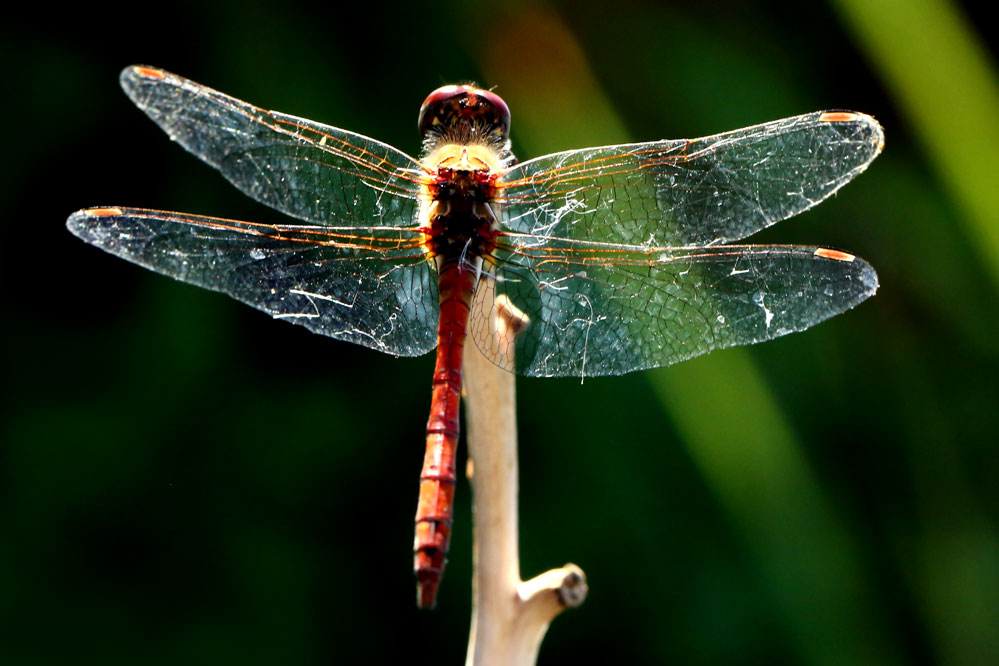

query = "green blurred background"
[{"left": 2, "top": 0, "right": 996, "bottom": 664}]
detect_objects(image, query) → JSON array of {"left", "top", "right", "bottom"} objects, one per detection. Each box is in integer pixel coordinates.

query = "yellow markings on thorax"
[
  {"left": 416, "top": 198, "right": 440, "bottom": 267},
  {"left": 421, "top": 143, "right": 506, "bottom": 174}
]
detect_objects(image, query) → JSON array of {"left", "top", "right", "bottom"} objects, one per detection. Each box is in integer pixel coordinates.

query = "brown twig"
[{"left": 463, "top": 293, "right": 587, "bottom": 666}]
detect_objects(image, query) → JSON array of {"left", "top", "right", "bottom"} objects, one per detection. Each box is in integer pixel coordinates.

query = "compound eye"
[{"left": 418, "top": 85, "right": 511, "bottom": 142}]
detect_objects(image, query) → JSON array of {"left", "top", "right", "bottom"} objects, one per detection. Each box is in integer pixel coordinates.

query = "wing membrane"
[
  {"left": 120, "top": 66, "right": 429, "bottom": 226},
  {"left": 497, "top": 111, "right": 883, "bottom": 247},
  {"left": 68, "top": 207, "right": 437, "bottom": 356},
  {"left": 472, "top": 237, "right": 878, "bottom": 378}
]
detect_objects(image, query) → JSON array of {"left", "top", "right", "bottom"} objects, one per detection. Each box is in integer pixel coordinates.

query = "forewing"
[
  {"left": 68, "top": 207, "right": 437, "bottom": 356},
  {"left": 472, "top": 240, "right": 877, "bottom": 378},
  {"left": 498, "top": 111, "right": 883, "bottom": 246},
  {"left": 120, "top": 66, "right": 429, "bottom": 226}
]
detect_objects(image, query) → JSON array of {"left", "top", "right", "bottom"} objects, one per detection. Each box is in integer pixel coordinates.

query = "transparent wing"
[
  {"left": 120, "top": 66, "right": 430, "bottom": 226},
  {"left": 497, "top": 111, "right": 883, "bottom": 246},
  {"left": 67, "top": 207, "right": 437, "bottom": 356},
  {"left": 472, "top": 239, "right": 877, "bottom": 378}
]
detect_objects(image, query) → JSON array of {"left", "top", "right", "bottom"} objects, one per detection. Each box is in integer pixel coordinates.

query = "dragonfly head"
[{"left": 419, "top": 85, "right": 511, "bottom": 152}]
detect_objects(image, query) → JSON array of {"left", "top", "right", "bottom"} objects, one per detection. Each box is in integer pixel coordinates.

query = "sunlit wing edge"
[
  {"left": 66, "top": 206, "right": 439, "bottom": 357},
  {"left": 495, "top": 110, "right": 884, "bottom": 247},
  {"left": 475, "top": 240, "right": 879, "bottom": 378},
  {"left": 119, "top": 65, "right": 431, "bottom": 227}
]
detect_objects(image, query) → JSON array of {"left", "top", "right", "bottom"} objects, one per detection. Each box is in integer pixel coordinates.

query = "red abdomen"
[{"left": 413, "top": 258, "right": 477, "bottom": 608}]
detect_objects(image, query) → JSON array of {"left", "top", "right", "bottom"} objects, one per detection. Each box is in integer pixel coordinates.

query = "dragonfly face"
[
  {"left": 418, "top": 84, "right": 512, "bottom": 149},
  {"left": 67, "top": 66, "right": 883, "bottom": 609}
]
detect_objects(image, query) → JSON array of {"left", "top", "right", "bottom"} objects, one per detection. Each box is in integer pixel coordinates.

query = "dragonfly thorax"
[
  {"left": 425, "top": 199, "right": 496, "bottom": 265},
  {"left": 422, "top": 145, "right": 502, "bottom": 271},
  {"left": 433, "top": 166, "right": 492, "bottom": 202}
]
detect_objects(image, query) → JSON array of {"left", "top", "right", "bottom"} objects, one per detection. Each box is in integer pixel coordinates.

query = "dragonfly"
[{"left": 68, "top": 65, "right": 883, "bottom": 609}]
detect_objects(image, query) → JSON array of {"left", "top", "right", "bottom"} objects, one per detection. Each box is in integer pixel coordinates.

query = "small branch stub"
[
  {"left": 522, "top": 563, "right": 588, "bottom": 609},
  {"left": 464, "top": 293, "right": 587, "bottom": 666}
]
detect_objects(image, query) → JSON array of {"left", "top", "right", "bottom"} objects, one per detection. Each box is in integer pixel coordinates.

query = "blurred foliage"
[{"left": 1, "top": 1, "right": 996, "bottom": 665}]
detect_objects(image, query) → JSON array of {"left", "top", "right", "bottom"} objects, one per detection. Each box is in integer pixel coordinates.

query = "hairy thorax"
[{"left": 421, "top": 144, "right": 503, "bottom": 268}]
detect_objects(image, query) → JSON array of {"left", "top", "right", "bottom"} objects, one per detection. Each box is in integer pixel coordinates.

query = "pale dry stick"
[{"left": 463, "top": 292, "right": 588, "bottom": 666}]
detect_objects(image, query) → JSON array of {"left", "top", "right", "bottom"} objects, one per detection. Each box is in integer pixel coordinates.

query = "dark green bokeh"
[{"left": 2, "top": 1, "right": 995, "bottom": 664}]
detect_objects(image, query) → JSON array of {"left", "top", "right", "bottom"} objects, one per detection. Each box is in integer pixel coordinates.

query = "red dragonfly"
[{"left": 68, "top": 66, "right": 883, "bottom": 608}]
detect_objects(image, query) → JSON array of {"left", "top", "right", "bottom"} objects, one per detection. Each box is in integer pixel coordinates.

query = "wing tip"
[
  {"left": 121, "top": 65, "right": 165, "bottom": 81},
  {"left": 812, "top": 246, "right": 879, "bottom": 297},
  {"left": 848, "top": 253, "right": 879, "bottom": 297},
  {"left": 859, "top": 259, "right": 880, "bottom": 296},
  {"left": 819, "top": 110, "right": 885, "bottom": 155},
  {"left": 120, "top": 65, "right": 167, "bottom": 97},
  {"left": 66, "top": 210, "right": 85, "bottom": 235},
  {"left": 67, "top": 207, "right": 124, "bottom": 236}
]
